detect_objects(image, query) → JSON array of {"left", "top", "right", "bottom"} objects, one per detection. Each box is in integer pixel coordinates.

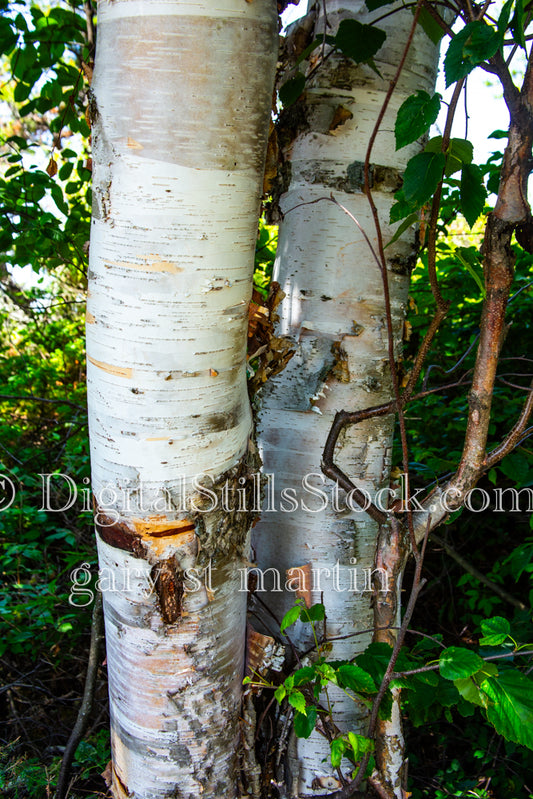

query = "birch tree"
[
  {"left": 86, "top": 1, "right": 277, "bottom": 795},
  {"left": 252, "top": 3, "right": 442, "bottom": 794}
]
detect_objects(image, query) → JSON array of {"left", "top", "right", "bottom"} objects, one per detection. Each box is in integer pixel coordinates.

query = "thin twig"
[
  {"left": 430, "top": 531, "right": 528, "bottom": 611},
  {"left": 54, "top": 591, "right": 103, "bottom": 799},
  {"left": 0, "top": 393, "right": 86, "bottom": 411},
  {"left": 393, "top": 649, "right": 533, "bottom": 679}
]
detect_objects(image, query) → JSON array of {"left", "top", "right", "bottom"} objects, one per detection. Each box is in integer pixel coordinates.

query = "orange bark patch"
[
  {"left": 105, "top": 257, "right": 182, "bottom": 273},
  {"left": 131, "top": 517, "right": 196, "bottom": 558},
  {"left": 87, "top": 356, "right": 132, "bottom": 379},
  {"left": 286, "top": 563, "right": 312, "bottom": 607},
  {"left": 329, "top": 104, "right": 353, "bottom": 132}
]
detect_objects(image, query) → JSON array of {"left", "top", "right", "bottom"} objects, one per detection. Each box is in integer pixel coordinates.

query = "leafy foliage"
[
  {"left": 2, "top": 0, "right": 533, "bottom": 796},
  {"left": 0, "top": 2, "right": 108, "bottom": 795},
  {"left": 444, "top": 21, "right": 500, "bottom": 86},
  {"left": 395, "top": 91, "right": 441, "bottom": 150}
]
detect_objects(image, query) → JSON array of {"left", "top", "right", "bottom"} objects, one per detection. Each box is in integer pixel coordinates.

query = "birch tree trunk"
[
  {"left": 253, "top": 2, "right": 440, "bottom": 795},
  {"left": 86, "top": 2, "right": 277, "bottom": 796}
]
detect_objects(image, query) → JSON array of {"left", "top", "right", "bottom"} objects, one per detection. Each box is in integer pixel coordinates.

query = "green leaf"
[
  {"left": 293, "top": 666, "right": 317, "bottom": 686},
  {"left": 390, "top": 191, "right": 418, "bottom": 223},
  {"left": 454, "top": 661, "right": 497, "bottom": 707},
  {"left": 280, "top": 603, "right": 301, "bottom": 633},
  {"left": 295, "top": 37, "right": 325, "bottom": 65},
  {"left": 402, "top": 152, "right": 445, "bottom": 206},
  {"left": 444, "top": 21, "right": 500, "bottom": 87},
  {"left": 365, "top": 0, "right": 394, "bottom": 9},
  {"left": 316, "top": 662, "right": 337, "bottom": 685},
  {"left": 481, "top": 670, "right": 533, "bottom": 749},
  {"left": 288, "top": 690, "right": 307, "bottom": 714},
  {"left": 488, "top": 129, "right": 509, "bottom": 139},
  {"left": 59, "top": 162, "right": 74, "bottom": 181},
  {"left": 448, "top": 138, "right": 474, "bottom": 168},
  {"left": 418, "top": 6, "right": 445, "bottom": 44},
  {"left": 455, "top": 246, "right": 486, "bottom": 297},
  {"left": 330, "top": 737, "right": 348, "bottom": 767},
  {"left": 12, "top": 43, "right": 37, "bottom": 81},
  {"left": 293, "top": 707, "right": 317, "bottom": 738},
  {"left": 457, "top": 696, "right": 477, "bottom": 717},
  {"left": 497, "top": 0, "right": 514, "bottom": 41},
  {"left": 510, "top": 0, "right": 526, "bottom": 49},
  {"left": 13, "top": 81, "right": 32, "bottom": 103},
  {"left": 0, "top": 16, "right": 18, "bottom": 55},
  {"left": 275, "top": 684, "right": 286, "bottom": 703},
  {"left": 334, "top": 19, "right": 386, "bottom": 63},
  {"left": 357, "top": 642, "right": 394, "bottom": 684},
  {"left": 395, "top": 91, "right": 441, "bottom": 150},
  {"left": 413, "top": 668, "right": 439, "bottom": 687},
  {"left": 301, "top": 603, "right": 325, "bottom": 623},
  {"left": 405, "top": 680, "right": 438, "bottom": 726},
  {"left": 499, "top": 451, "right": 531, "bottom": 486},
  {"left": 425, "top": 137, "right": 473, "bottom": 176},
  {"left": 51, "top": 184, "right": 69, "bottom": 216},
  {"left": 455, "top": 675, "right": 490, "bottom": 708},
  {"left": 57, "top": 621, "right": 73, "bottom": 633},
  {"left": 347, "top": 732, "right": 374, "bottom": 759},
  {"left": 437, "top": 678, "right": 461, "bottom": 707},
  {"left": 385, "top": 213, "right": 419, "bottom": 249},
  {"left": 279, "top": 73, "right": 306, "bottom": 108},
  {"left": 479, "top": 616, "right": 511, "bottom": 647},
  {"left": 460, "top": 163, "right": 487, "bottom": 227},
  {"left": 439, "top": 647, "right": 485, "bottom": 680},
  {"left": 337, "top": 663, "right": 376, "bottom": 694}
]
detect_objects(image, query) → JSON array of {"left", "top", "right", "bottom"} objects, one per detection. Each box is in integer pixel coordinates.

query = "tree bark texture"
[{"left": 87, "top": 2, "right": 277, "bottom": 796}]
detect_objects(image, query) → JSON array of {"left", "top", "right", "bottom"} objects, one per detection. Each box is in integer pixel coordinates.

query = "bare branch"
[{"left": 430, "top": 531, "right": 528, "bottom": 611}]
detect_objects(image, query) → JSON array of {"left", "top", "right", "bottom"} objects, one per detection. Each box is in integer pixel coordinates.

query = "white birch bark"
[
  {"left": 253, "top": 2, "right": 440, "bottom": 795},
  {"left": 87, "top": 2, "right": 277, "bottom": 796}
]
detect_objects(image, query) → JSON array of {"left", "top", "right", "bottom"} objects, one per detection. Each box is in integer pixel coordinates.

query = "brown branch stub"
[{"left": 151, "top": 560, "right": 183, "bottom": 625}]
